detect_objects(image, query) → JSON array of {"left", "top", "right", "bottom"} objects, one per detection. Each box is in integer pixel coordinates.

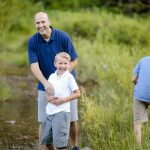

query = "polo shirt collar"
[
  {"left": 54, "top": 70, "right": 69, "bottom": 79},
  {"left": 38, "top": 26, "right": 56, "bottom": 42},
  {"left": 50, "top": 26, "right": 55, "bottom": 40}
]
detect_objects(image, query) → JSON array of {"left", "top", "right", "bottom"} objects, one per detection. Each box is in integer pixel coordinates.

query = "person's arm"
[
  {"left": 69, "top": 59, "right": 77, "bottom": 72},
  {"left": 30, "top": 62, "right": 54, "bottom": 95},
  {"left": 63, "top": 89, "right": 80, "bottom": 102},
  {"left": 63, "top": 33, "right": 78, "bottom": 72},
  {"left": 132, "top": 74, "right": 138, "bottom": 85},
  {"left": 48, "top": 89, "right": 80, "bottom": 105}
]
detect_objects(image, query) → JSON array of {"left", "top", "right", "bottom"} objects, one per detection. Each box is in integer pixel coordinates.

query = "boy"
[
  {"left": 40, "top": 52, "right": 80, "bottom": 150},
  {"left": 132, "top": 56, "right": 150, "bottom": 146}
]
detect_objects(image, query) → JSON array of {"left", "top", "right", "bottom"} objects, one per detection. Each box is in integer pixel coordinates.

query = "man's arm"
[
  {"left": 31, "top": 62, "right": 54, "bottom": 95},
  {"left": 69, "top": 59, "right": 77, "bottom": 72},
  {"left": 132, "top": 74, "right": 138, "bottom": 85}
]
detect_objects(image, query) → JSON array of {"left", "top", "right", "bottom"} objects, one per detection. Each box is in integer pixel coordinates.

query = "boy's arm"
[
  {"left": 132, "top": 74, "right": 138, "bottom": 85},
  {"left": 46, "top": 92, "right": 55, "bottom": 102},
  {"left": 50, "top": 89, "right": 80, "bottom": 105},
  {"left": 63, "top": 89, "right": 80, "bottom": 102}
]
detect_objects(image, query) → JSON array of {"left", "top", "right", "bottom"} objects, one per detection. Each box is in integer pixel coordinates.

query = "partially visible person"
[
  {"left": 132, "top": 56, "right": 150, "bottom": 147},
  {"left": 40, "top": 52, "right": 80, "bottom": 150},
  {"left": 28, "top": 12, "right": 80, "bottom": 150}
]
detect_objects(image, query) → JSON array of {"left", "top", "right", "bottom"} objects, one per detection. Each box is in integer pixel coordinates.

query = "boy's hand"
[
  {"left": 50, "top": 97, "right": 65, "bottom": 105},
  {"left": 46, "top": 96, "right": 56, "bottom": 102}
]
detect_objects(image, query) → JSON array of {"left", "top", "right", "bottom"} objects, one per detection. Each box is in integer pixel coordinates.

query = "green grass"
[
  {"left": 79, "top": 90, "right": 150, "bottom": 149},
  {"left": 0, "top": 78, "right": 12, "bottom": 101}
]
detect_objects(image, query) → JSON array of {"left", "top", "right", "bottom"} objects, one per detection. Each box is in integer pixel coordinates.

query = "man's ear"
[
  {"left": 48, "top": 20, "right": 51, "bottom": 26},
  {"left": 69, "top": 62, "right": 71, "bottom": 68}
]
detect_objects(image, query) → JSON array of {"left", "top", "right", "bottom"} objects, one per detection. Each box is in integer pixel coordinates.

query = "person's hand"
[
  {"left": 44, "top": 81, "right": 54, "bottom": 96},
  {"left": 50, "top": 97, "right": 65, "bottom": 105},
  {"left": 46, "top": 96, "right": 55, "bottom": 102}
]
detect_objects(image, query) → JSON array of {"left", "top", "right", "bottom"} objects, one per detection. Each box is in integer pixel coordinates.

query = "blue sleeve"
[
  {"left": 63, "top": 34, "right": 78, "bottom": 61},
  {"left": 28, "top": 37, "right": 38, "bottom": 64},
  {"left": 134, "top": 60, "right": 141, "bottom": 76}
]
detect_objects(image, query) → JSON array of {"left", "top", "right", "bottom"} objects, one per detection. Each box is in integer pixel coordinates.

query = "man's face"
[{"left": 34, "top": 13, "right": 50, "bottom": 37}]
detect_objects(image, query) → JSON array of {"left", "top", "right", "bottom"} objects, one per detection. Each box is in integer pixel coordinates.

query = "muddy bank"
[{"left": 0, "top": 75, "right": 37, "bottom": 101}]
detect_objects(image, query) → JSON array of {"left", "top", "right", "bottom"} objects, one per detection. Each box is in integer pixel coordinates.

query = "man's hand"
[{"left": 44, "top": 81, "right": 55, "bottom": 96}]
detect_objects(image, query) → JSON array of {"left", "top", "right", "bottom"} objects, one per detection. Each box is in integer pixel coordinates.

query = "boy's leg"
[
  {"left": 133, "top": 99, "right": 148, "bottom": 146},
  {"left": 70, "top": 99, "right": 79, "bottom": 148},
  {"left": 38, "top": 91, "right": 55, "bottom": 150},
  {"left": 56, "top": 148, "right": 65, "bottom": 150},
  {"left": 47, "top": 145, "right": 56, "bottom": 150},
  {"left": 39, "top": 125, "right": 55, "bottom": 150},
  {"left": 39, "top": 144, "right": 47, "bottom": 150},
  {"left": 52, "top": 112, "right": 70, "bottom": 150},
  {"left": 39, "top": 144, "right": 56, "bottom": 150},
  {"left": 40, "top": 116, "right": 54, "bottom": 150}
]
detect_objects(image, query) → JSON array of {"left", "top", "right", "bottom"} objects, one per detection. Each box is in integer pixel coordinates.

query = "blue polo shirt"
[
  {"left": 133, "top": 56, "right": 150, "bottom": 102},
  {"left": 28, "top": 27, "right": 78, "bottom": 91}
]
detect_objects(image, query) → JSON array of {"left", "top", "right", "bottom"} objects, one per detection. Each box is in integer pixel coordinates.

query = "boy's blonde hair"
[{"left": 55, "top": 52, "right": 71, "bottom": 62}]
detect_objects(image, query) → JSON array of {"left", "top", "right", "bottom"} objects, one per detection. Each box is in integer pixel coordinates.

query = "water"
[{"left": 0, "top": 99, "right": 38, "bottom": 149}]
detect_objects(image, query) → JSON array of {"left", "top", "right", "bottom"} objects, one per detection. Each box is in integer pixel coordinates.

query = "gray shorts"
[
  {"left": 40, "top": 111, "right": 70, "bottom": 148},
  {"left": 37, "top": 90, "right": 78, "bottom": 123},
  {"left": 134, "top": 99, "right": 150, "bottom": 123}
]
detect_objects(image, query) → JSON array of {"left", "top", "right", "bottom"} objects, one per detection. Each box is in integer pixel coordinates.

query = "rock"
[{"left": 5, "top": 120, "right": 16, "bottom": 125}]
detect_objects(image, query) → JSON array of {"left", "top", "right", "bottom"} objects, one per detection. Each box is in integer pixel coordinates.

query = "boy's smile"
[{"left": 55, "top": 57, "right": 70, "bottom": 76}]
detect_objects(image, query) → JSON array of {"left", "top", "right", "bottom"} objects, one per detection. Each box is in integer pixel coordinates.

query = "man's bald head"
[{"left": 34, "top": 12, "right": 49, "bottom": 22}]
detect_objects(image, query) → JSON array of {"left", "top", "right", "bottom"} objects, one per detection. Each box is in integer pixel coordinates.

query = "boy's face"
[{"left": 54, "top": 57, "right": 70, "bottom": 76}]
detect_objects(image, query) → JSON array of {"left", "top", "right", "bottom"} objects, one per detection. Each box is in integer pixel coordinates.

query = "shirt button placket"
[{"left": 47, "top": 43, "right": 49, "bottom": 52}]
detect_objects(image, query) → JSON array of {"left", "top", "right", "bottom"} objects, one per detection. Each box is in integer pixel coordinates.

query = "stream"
[{"left": 0, "top": 99, "right": 38, "bottom": 149}]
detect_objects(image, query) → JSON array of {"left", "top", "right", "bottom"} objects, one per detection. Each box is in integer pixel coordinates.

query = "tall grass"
[{"left": 79, "top": 90, "right": 150, "bottom": 149}]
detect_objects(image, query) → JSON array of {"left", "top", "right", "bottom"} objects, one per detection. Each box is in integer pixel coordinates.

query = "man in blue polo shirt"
[
  {"left": 28, "top": 12, "right": 80, "bottom": 150},
  {"left": 132, "top": 56, "right": 150, "bottom": 147}
]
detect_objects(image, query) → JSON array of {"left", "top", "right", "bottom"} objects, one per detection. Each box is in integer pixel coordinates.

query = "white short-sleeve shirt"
[{"left": 46, "top": 70, "right": 79, "bottom": 115}]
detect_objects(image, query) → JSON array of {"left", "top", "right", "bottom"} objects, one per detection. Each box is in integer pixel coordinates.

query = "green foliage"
[
  {"left": 29, "top": 0, "right": 150, "bottom": 14},
  {"left": 0, "top": 78, "right": 12, "bottom": 101},
  {"left": 0, "top": 52, "right": 28, "bottom": 67}
]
